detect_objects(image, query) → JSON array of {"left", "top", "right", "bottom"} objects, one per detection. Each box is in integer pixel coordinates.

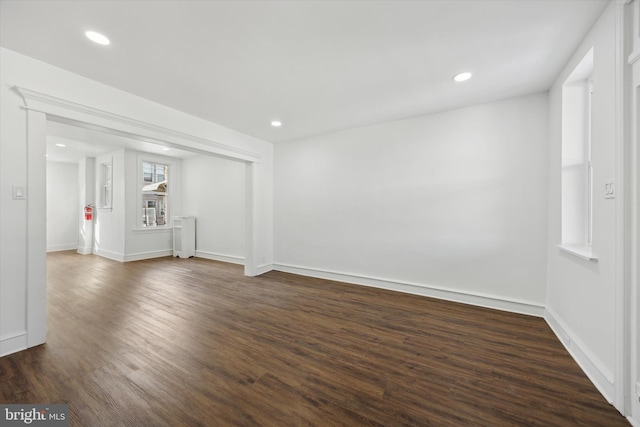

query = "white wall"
[
  {"left": 0, "top": 47, "right": 273, "bottom": 357},
  {"left": 46, "top": 161, "right": 79, "bottom": 252},
  {"left": 275, "top": 93, "right": 549, "bottom": 314},
  {"left": 183, "top": 155, "right": 246, "bottom": 264},
  {"left": 70, "top": 147, "right": 185, "bottom": 262},
  {"left": 1, "top": 50, "right": 34, "bottom": 355},
  {"left": 545, "top": 2, "right": 620, "bottom": 404}
]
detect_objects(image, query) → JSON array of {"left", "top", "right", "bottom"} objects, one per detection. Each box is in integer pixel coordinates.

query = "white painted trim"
[
  {"left": 0, "top": 331, "right": 28, "bottom": 357},
  {"left": 544, "top": 307, "right": 615, "bottom": 403},
  {"left": 627, "top": 0, "right": 640, "bottom": 421},
  {"left": 77, "top": 247, "right": 93, "bottom": 255},
  {"left": 95, "top": 248, "right": 125, "bottom": 262},
  {"left": 614, "top": 0, "right": 631, "bottom": 413},
  {"left": 12, "top": 86, "right": 262, "bottom": 163},
  {"left": 47, "top": 243, "right": 77, "bottom": 252},
  {"left": 244, "top": 162, "right": 257, "bottom": 277},
  {"left": 97, "top": 249, "right": 174, "bottom": 262},
  {"left": 556, "top": 244, "right": 599, "bottom": 261},
  {"left": 131, "top": 227, "right": 173, "bottom": 233},
  {"left": 273, "top": 263, "right": 545, "bottom": 317},
  {"left": 26, "top": 110, "right": 47, "bottom": 349},
  {"left": 123, "top": 250, "right": 173, "bottom": 262},
  {"left": 255, "top": 263, "right": 274, "bottom": 276},
  {"left": 196, "top": 251, "right": 244, "bottom": 265}
]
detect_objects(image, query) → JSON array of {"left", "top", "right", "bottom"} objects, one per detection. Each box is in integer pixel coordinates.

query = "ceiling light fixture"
[
  {"left": 85, "top": 31, "right": 110, "bottom": 46},
  {"left": 55, "top": 143, "right": 66, "bottom": 148},
  {"left": 453, "top": 72, "right": 472, "bottom": 82},
  {"left": 271, "top": 121, "right": 282, "bottom": 127},
  {"left": 161, "top": 147, "right": 170, "bottom": 151}
]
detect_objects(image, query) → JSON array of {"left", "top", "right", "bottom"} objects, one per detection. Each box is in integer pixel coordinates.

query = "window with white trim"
[
  {"left": 561, "top": 48, "right": 594, "bottom": 249},
  {"left": 99, "top": 160, "right": 113, "bottom": 209},
  {"left": 142, "top": 161, "right": 169, "bottom": 227}
]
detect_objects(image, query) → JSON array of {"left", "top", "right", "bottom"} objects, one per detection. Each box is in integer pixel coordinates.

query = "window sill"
[
  {"left": 556, "top": 244, "right": 598, "bottom": 262},
  {"left": 132, "top": 226, "right": 173, "bottom": 232}
]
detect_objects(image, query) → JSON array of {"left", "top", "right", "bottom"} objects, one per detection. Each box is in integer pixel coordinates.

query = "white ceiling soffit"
[
  {"left": 46, "top": 120, "right": 198, "bottom": 163},
  {"left": 0, "top": 0, "right": 609, "bottom": 143}
]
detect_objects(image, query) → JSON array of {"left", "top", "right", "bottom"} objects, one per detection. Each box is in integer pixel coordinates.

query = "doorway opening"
[{"left": 45, "top": 117, "right": 248, "bottom": 266}]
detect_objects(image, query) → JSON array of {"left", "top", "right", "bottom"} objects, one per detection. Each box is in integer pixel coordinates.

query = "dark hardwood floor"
[{"left": 0, "top": 251, "right": 629, "bottom": 426}]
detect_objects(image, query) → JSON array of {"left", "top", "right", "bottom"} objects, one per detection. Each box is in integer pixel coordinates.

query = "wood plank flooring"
[{"left": 0, "top": 251, "right": 629, "bottom": 426}]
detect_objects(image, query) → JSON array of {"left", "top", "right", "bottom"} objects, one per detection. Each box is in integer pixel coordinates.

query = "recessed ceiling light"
[
  {"left": 453, "top": 72, "right": 472, "bottom": 82},
  {"left": 55, "top": 143, "right": 66, "bottom": 148},
  {"left": 271, "top": 121, "right": 282, "bottom": 127},
  {"left": 85, "top": 31, "right": 110, "bottom": 46},
  {"left": 161, "top": 147, "right": 170, "bottom": 151}
]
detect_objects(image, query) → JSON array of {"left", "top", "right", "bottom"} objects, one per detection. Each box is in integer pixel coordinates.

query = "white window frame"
[
  {"left": 559, "top": 47, "right": 597, "bottom": 261},
  {"left": 99, "top": 159, "right": 113, "bottom": 210},
  {"left": 137, "top": 153, "right": 175, "bottom": 229},
  {"left": 586, "top": 78, "right": 594, "bottom": 246}
]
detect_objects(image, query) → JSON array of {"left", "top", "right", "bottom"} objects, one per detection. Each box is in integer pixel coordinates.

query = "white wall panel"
[
  {"left": 46, "top": 161, "right": 79, "bottom": 252},
  {"left": 275, "top": 93, "right": 549, "bottom": 308},
  {"left": 546, "top": 2, "right": 620, "bottom": 405},
  {"left": 183, "top": 155, "right": 245, "bottom": 261}
]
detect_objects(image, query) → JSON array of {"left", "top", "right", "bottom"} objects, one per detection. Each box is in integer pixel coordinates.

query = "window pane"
[
  {"left": 142, "top": 161, "right": 169, "bottom": 227},
  {"left": 143, "top": 162, "right": 153, "bottom": 183},
  {"left": 156, "top": 165, "right": 166, "bottom": 183}
]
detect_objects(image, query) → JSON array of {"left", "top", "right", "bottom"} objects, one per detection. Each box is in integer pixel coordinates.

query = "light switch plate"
[
  {"left": 12, "top": 186, "right": 26, "bottom": 200},
  {"left": 604, "top": 179, "right": 615, "bottom": 199}
]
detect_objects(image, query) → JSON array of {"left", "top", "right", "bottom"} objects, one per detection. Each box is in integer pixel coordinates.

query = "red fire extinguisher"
[{"left": 84, "top": 205, "right": 93, "bottom": 221}]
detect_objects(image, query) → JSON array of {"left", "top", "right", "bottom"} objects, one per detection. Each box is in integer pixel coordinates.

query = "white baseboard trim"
[
  {"left": 95, "top": 248, "right": 125, "bottom": 262},
  {"left": 0, "top": 331, "right": 28, "bottom": 358},
  {"left": 256, "top": 263, "right": 274, "bottom": 276},
  {"left": 544, "top": 307, "right": 615, "bottom": 403},
  {"left": 272, "top": 263, "right": 545, "bottom": 317},
  {"left": 629, "top": 415, "right": 640, "bottom": 427},
  {"left": 124, "top": 249, "right": 173, "bottom": 262},
  {"left": 47, "top": 243, "right": 77, "bottom": 252},
  {"left": 77, "top": 246, "right": 93, "bottom": 255},
  {"left": 94, "top": 249, "right": 173, "bottom": 262},
  {"left": 196, "top": 251, "right": 244, "bottom": 265}
]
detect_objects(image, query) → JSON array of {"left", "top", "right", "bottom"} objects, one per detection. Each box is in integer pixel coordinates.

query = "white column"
[
  {"left": 77, "top": 157, "right": 95, "bottom": 255},
  {"left": 244, "top": 161, "right": 257, "bottom": 276},
  {"left": 26, "top": 110, "right": 47, "bottom": 347},
  {"left": 628, "top": 0, "right": 640, "bottom": 422}
]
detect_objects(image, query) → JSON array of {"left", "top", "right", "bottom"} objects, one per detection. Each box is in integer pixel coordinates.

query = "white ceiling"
[{"left": 1, "top": 0, "right": 608, "bottom": 143}]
